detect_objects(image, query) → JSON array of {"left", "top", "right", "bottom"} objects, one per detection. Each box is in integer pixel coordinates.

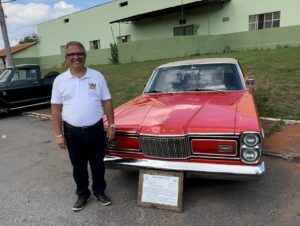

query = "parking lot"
[{"left": 0, "top": 114, "right": 299, "bottom": 226}]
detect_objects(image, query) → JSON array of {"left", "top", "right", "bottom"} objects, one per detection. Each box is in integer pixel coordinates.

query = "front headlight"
[
  {"left": 241, "top": 148, "right": 259, "bottom": 163},
  {"left": 242, "top": 133, "right": 260, "bottom": 147},
  {"left": 240, "top": 132, "right": 262, "bottom": 164}
]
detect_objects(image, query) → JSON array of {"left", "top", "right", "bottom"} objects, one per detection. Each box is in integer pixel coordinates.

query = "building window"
[
  {"left": 117, "top": 35, "right": 131, "bottom": 44},
  {"left": 89, "top": 40, "right": 100, "bottom": 50},
  {"left": 249, "top": 11, "right": 280, "bottom": 30},
  {"left": 173, "top": 24, "right": 195, "bottom": 36},
  {"left": 60, "top": 45, "right": 65, "bottom": 54},
  {"left": 119, "top": 1, "right": 128, "bottom": 7}
]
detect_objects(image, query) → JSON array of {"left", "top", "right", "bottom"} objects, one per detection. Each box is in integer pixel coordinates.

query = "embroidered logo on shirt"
[{"left": 89, "top": 82, "right": 96, "bottom": 89}]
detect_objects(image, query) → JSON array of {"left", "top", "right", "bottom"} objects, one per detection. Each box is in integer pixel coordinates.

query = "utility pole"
[{"left": 0, "top": 0, "right": 13, "bottom": 67}]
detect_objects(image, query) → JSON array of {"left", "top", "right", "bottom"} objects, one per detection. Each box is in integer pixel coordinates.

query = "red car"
[{"left": 104, "top": 58, "right": 265, "bottom": 180}]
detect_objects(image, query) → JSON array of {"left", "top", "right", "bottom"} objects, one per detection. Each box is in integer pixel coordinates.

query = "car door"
[{"left": 5, "top": 68, "right": 44, "bottom": 108}]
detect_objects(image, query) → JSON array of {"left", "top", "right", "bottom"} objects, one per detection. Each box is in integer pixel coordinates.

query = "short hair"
[{"left": 65, "top": 41, "right": 86, "bottom": 53}]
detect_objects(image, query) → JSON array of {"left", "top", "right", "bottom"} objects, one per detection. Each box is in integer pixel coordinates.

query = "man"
[{"left": 51, "top": 41, "right": 115, "bottom": 211}]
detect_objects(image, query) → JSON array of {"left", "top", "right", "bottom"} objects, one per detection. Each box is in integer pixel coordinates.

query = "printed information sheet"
[{"left": 141, "top": 174, "right": 179, "bottom": 206}]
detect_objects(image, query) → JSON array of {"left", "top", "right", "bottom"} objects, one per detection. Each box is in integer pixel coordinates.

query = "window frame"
[
  {"left": 60, "top": 45, "right": 65, "bottom": 54},
  {"left": 117, "top": 35, "right": 131, "bottom": 44},
  {"left": 249, "top": 11, "right": 280, "bottom": 30},
  {"left": 89, "top": 40, "right": 101, "bottom": 50},
  {"left": 173, "top": 24, "right": 195, "bottom": 36}
]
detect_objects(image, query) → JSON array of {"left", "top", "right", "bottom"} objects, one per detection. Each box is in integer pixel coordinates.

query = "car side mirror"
[{"left": 246, "top": 77, "right": 255, "bottom": 88}]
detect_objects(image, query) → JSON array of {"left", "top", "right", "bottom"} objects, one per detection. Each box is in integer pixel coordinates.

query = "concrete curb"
[
  {"left": 23, "top": 112, "right": 52, "bottom": 120},
  {"left": 263, "top": 150, "right": 300, "bottom": 162},
  {"left": 260, "top": 117, "right": 300, "bottom": 125}
]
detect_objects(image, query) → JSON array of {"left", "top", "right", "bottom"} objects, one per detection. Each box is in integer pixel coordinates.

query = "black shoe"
[
  {"left": 94, "top": 193, "right": 112, "bottom": 206},
  {"left": 72, "top": 195, "right": 90, "bottom": 211}
]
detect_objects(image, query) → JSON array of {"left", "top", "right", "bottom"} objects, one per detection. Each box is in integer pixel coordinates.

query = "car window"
[
  {"left": 145, "top": 64, "right": 243, "bottom": 93},
  {"left": 0, "top": 69, "right": 11, "bottom": 83},
  {"left": 27, "top": 69, "right": 37, "bottom": 80},
  {"left": 11, "top": 69, "right": 37, "bottom": 83}
]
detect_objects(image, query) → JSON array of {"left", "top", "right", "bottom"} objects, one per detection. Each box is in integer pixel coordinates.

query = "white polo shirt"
[{"left": 51, "top": 68, "right": 111, "bottom": 127}]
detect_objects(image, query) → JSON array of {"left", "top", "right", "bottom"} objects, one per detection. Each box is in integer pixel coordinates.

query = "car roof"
[{"left": 157, "top": 58, "right": 239, "bottom": 69}]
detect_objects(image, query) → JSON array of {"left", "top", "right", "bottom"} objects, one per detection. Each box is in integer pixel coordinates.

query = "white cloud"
[
  {"left": 5, "top": 3, "right": 50, "bottom": 28},
  {"left": 52, "top": 1, "right": 79, "bottom": 18},
  {"left": 1, "top": 1, "right": 79, "bottom": 47}
]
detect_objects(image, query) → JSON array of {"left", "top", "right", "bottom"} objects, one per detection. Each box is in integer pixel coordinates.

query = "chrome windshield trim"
[{"left": 104, "top": 156, "right": 265, "bottom": 178}]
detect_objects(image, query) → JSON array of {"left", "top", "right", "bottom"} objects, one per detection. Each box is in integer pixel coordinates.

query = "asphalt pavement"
[{"left": 0, "top": 111, "right": 299, "bottom": 226}]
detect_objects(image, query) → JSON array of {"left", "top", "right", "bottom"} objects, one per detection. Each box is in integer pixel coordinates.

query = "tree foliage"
[
  {"left": 109, "top": 43, "right": 119, "bottom": 64},
  {"left": 18, "top": 34, "right": 38, "bottom": 44}
]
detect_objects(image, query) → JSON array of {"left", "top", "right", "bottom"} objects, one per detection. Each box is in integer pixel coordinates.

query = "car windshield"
[
  {"left": 144, "top": 63, "right": 243, "bottom": 93},
  {"left": 0, "top": 69, "right": 12, "bottom": 83}
]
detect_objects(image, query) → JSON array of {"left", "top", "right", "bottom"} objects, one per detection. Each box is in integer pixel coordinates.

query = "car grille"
[{"left": 139, "top": 136, "right": 191, "bottom": 159}]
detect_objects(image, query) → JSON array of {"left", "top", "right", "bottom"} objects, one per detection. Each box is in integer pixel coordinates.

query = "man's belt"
[{"left": 63, "top": 119, "right": 103, "bottom": 131}]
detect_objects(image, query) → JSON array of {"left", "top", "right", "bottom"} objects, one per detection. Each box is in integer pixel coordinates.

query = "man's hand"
[
  {"left": 56, "top": 136, "right": 66, "bottom": 149},
  {"left": 106, "top": 127, "right": 115, "bottom": 142}
]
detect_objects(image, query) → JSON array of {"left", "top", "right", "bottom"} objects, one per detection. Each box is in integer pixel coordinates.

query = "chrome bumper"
[{"left": 104, "top": 156, "right": 265, "bottom": 181}]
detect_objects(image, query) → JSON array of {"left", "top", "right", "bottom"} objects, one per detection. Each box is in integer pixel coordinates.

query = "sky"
[{"left": 0, "top": 0, "right": 112, "bottom": 48}]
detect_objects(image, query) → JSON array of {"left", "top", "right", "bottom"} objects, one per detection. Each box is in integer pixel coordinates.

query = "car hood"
[{"left": 113, "top": 91, "right": 260, "bottom": 135}]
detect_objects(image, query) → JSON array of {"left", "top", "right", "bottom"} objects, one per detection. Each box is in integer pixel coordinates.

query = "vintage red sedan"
[{"left": 104, "top": 58, "right": 265, "bottom": 180}]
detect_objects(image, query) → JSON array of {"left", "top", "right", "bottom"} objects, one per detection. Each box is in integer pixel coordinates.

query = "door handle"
[{"left": 32, "top": 82, "right": 39, "bottom": 85}]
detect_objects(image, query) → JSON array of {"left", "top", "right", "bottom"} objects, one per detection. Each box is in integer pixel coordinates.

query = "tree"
[
  {"left": 18, "top": 34, "right": 39, "bottom": 44},
  {"left": 109, "top": 43, "right": 119, "bottom": 64}
]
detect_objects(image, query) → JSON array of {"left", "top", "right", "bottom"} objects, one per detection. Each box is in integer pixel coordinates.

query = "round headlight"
[
  {"left": 241, "top": 148, "right": 259, "bottom": 163},
  {"left": 242, "top": 133, "right": 260, "bottom": 147}
]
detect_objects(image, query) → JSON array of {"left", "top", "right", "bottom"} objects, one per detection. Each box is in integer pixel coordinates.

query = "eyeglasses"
[{"left": 65, "top": 52, "right": 86, "bottom": 58}]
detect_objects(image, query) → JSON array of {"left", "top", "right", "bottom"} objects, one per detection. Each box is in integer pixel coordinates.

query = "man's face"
[{"left": 65, "top": 45, "right": 86, "bottom": 69}]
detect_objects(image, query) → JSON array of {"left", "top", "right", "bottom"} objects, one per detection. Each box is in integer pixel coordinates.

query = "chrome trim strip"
[
  {"left": 107, "top": 150, "right": 143, "bottom": 155},
  {"left": 189, "top": 135, "right": 240, "bottom": 138},
  {"left": 104, "top": 156, "right": 265, "bottom": 179},
  {"left": 188, "top": 132, "right": 238, "bottom": 135},
  {"left": 9, "top": 98, "right": 45, "bottom": 105},
  {"left": 108, "top": 148, "right": 141, "bottom": 152},
  {"left": 9, "top": 101, "right": 49, "bottom": 110},
  {"left": 108, "top": 148, "right": 241, "bottom": 161},
  {"left": 139, "top": 132, "right": 237, "bottom": 136},
  {"left": 191, "top": 155, "right": 240, "bottom": 160},
  {"left": 191, "top": 139, "right": 238, "bottom": 156},
  {"left": 113, "top": 132, "right": 240, "bottom": 138},
  {"left": 107, "top": 150, "right": 240, "bottom": 160},
  {"left": 114, "top": 131, "right": 138, "bottom": 135}
]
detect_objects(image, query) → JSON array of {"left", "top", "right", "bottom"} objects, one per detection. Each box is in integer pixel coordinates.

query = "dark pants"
[{"left": 63, "top": 120, "right": 106, "bottom": 197}]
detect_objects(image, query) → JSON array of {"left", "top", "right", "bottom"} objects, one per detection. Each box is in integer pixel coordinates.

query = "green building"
[{"left": 16, "top": 0, "right": 300, "bottom": 69}]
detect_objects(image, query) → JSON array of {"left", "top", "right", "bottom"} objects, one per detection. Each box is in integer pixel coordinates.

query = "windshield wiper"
[
  {"left": 145, "top": 89, "right": 163, "bottom": 93},
  {"left": 184, "top": 88, "right": 226, "bottom": 93}
]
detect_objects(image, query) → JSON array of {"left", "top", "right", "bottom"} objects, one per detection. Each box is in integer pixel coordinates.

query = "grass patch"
[
  {"left": 267, "top": 120, "right": 285, "bottom": 136},
  {"left": 44, "top": 46, "right": 300, "bottom": 120}
]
